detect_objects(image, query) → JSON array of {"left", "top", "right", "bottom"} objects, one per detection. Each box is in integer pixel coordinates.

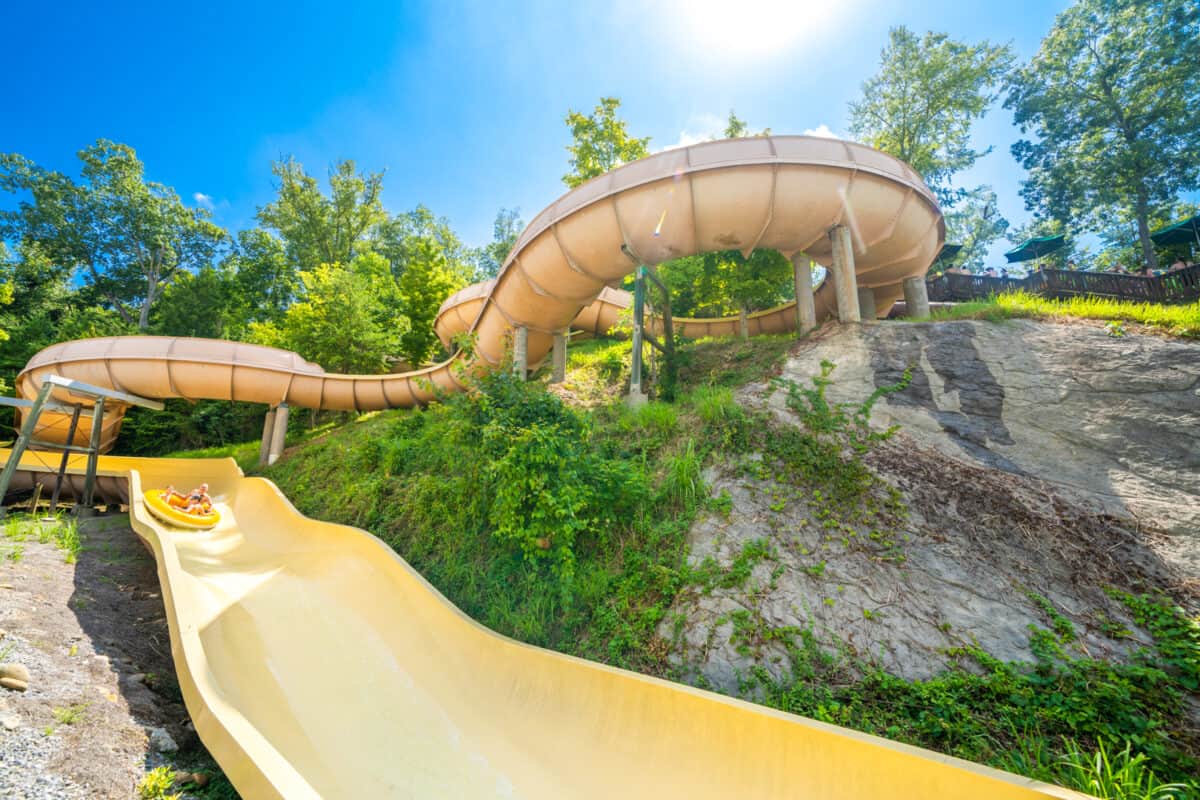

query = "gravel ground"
[{"left": 0, "top": 512, "right": 226, "bottom": 798}]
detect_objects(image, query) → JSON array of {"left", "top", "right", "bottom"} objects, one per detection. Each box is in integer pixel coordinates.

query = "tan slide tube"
[
  {"left": 17, "top": 135, "right": 941, "bottom": 451},
  {"left": 0, "top": 448, "right": 1085, "bottom": 800}
]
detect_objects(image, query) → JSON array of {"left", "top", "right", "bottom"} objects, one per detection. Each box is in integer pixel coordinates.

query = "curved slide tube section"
[
  {"left": 0, "top": 448, "right": 1083, "bottom": 799},
  {"left": 18, "top": 135, "right": 941, "bottom": 451}
]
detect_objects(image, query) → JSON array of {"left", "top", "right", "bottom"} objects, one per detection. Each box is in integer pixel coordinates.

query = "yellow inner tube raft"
[{"left": 142, "top": 489, "right": 221, "bottom": 530}]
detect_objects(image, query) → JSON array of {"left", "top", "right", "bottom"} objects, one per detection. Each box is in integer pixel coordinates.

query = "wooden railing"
[{"left": 927, "top": 265, "right": 1200, "bottom": 304}]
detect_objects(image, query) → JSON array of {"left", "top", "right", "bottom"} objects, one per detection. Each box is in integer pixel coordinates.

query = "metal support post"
[
  {"left": 628, "top": 266, "right": 647, "bottom": 406},
  {"left": 79, "top": 397, "right": 105, "bottom": 510},
  {"left": 48, "top": 404, "right": 83, "bottom": 514},
  {"left": 0, "top": 381, "right": 54, "bottom": 510}
]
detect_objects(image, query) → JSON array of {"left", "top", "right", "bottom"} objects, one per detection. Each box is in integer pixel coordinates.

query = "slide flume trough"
[{"left": 5, "top": 137, "right": 1087, "bottom": 798}]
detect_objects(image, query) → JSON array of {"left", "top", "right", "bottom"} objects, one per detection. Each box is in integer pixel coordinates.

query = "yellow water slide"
[{"left": 4, "top": 137, "right": 1087, "bottom": 798}]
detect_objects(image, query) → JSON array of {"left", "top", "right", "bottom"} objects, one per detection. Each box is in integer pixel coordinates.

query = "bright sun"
[{"left": 662, "top": 0, "right": 838, "bottom": 58}]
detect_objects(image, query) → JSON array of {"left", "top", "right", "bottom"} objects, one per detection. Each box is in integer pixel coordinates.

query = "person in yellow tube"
[{"left": 163, "top": 483, "right": 213, "bottom": 515}]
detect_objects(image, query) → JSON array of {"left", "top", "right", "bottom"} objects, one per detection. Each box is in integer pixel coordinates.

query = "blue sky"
[{"left": 0, "top": 0, "right": 1140, "bottom": 265}]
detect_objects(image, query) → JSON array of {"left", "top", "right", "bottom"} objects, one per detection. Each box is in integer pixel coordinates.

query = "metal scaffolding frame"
[{"left": 0, "top": 375, "right": 163, "bottom": 514}]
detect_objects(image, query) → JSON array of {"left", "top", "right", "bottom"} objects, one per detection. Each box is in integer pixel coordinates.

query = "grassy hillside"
[{"left": 190, "top": 333, "right": 1196, "bottom": 796}]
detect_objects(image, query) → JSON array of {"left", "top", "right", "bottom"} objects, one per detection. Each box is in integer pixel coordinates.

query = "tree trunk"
[{"left": 1134, "top": 189, "right": 1158, "bottom": 272}]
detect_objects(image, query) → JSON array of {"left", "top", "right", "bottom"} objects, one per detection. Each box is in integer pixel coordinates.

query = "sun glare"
[{"left": 662, "top": 0, "right": 837, "bottom": 58}]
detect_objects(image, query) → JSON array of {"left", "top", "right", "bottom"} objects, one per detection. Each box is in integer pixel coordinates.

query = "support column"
[
  {"left": 0, "top": 381, "right": 54, "bottom": 512},
  {"left": 258, "top": 407, "right": 277, "bottom": 467},
  {"left": 857, "top": 287, "right": 877, "bottom": 321},
  {"left": 738, "top": 307, "right": 749, "bottom": 340},
  {"left": 627, "top": 267, "right": 647, "bottom": 407},
  {"left": 79, "top": 397, "right": 105, "bottom": 510},
  {"left": 551, "top": 332, "right": 567, "bottom": 384},
  {"left": 512, "top": 326, "right": 528, "bottom": 381},
  {"left": 268, "top": 403, "right": 289, "bottom": 466},
  {"left": 829, "top": 225, "right": 860, "bottom": 323},
  {"left": 903, "top": 276, "right": 931, "bottom": 319},
  {"left": 791, "top": 253, "right": 816, "bottom": 335}
]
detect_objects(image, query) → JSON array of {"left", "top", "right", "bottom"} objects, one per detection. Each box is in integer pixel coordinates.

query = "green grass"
[
  {"left": 928, "top": 291, "right": 1200, "bottom": 338},
  {"left": 199, "top": 333, "right": 1197, "bottom": 796},
  {"left": 3, "top": 514, "right": 81, "bottom": 563}
]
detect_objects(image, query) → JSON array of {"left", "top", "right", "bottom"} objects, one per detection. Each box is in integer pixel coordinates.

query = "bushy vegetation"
[
  {"left": 929, "top": 291, "right": 1200, "bottom": 338},
  {"left": 258, "top": 338, "right": 1197, "bottom": 797}
]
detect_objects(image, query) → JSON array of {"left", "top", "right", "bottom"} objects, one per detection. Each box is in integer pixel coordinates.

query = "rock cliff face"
[
  {"left": 783, "top": 320, "right": 1199, "bottom": 571},
  {"left": 661, "top": 320, "right": 1197, "bottom": 692}
]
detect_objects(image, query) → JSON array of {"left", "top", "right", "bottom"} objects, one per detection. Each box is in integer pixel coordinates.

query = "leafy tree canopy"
[
  {"left": 0, "top": 140, "right": 225, "bottom": 328},
  {"left": 942, "top": 187, "right": 1009, "bottom": 273},
  {"left": 563, "top": 97, "right": 651, "bottom": 188},
  {"left": 257, "top": 157, "right": 386, "bottom": 272},
  {"left": 1005, "top": 0, "right": 1200, "bottom": 270},
  {"left": 849, "top": 27, "right": 1013, "bottom": 205},
  {"left": 474, "top": 207, "right": 524, "bottom": 279}
]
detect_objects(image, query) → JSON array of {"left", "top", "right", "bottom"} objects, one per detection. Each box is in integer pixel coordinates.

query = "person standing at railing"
[{"left": 1168, "top": 258, "right": 1188, "bottom": 272}]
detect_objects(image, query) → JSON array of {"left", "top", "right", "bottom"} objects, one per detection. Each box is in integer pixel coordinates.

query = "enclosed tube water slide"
[
  {"left": 19, "top": 136, "right": 940, "bottom": 451},
  {"left": 4, "top": 137, "right": 1084, "bottom": 798}
]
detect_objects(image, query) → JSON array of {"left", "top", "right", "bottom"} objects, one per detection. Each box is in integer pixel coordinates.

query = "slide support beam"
[
  {"left": 791, "top": 253, "right": 816, "bottom": 335},
  {"left": 551, "top": 332, "right": 567, "bottom": 384},
  {"left": 512, "top": 326, "right": 528, "bottom": 381},
  {"left": 628, "top": 267, "right": 647, "bottom": 406},
  {"left": 903, "top": 276, "right": 931, "bottom": 319},
  {"left": 268, "top": 404, "right": 289, "bottom": 465},
  {"left": 258, "top": 408, "right": 277, "bottom": 467},
  {"left": 829, "top": 225, "right": 861, "bottom": 323},
  {"left": 857, "top": 287, "right": 877, "bottom": 321},
  {"left": 79, "top": 396, "right": 105, "bottom": 510}
]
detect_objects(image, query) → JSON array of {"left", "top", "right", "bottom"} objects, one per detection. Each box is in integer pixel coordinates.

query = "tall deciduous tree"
[
  {"left": 373, "top": 205, "right": 474, "bottom": 283},
  {"left": 0, "top": 140, "right": 225, "bottom": 328},
  {"left": 396, "top": 237, "right": 465, "bottom": 366},
  {"left": 474, "top": 208, "right": 524, "bottom": 279},
  {"left": 849, "top": 27, "right": 1013, "bottom": 205},
  {"left": 257, "top": 157, "right": 386, "bottom": 272},
  {"left": 563, "top": 97, "right": 651, "bottom": 188},
  {"left": 1005, "top": 0, "right": 1200, "bottom": 271},
  {"left": 723, "top": 110, "right": 770, "bottom": 139}
]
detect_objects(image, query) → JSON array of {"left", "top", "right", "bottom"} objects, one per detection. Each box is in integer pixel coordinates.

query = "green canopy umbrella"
[
  {"left": 1150, "top": 214, "right": 1200, "bottom": 248},
  {"left": 934, "top": 243, "right": 962, "bottom": 263},
  {"left": 1004, "top": 234, "right": 1066, "bottom": 263}
]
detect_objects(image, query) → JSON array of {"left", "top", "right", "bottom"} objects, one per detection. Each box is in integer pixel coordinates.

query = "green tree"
[
  {"left": 849, "top": 27, "right": 1013, "bottom": 204},
  {"left": 373, "top": 205, "right": 474, "bottom": 284},
  {"left": 942, "top": 187, "right": 1009, "bottom": 273},
  {"left": 252, "top": 253, "right": 408, "bottom": 374},
  {"left": 257, "top": 157, "right": 386, "bottom": 272},
  {"left": 563, "top": 97, "right": 651, "bottom": 188},
  {"left": 474, "top": 207, "right": 524, "bottom": 278},
  {"left": 0, "top": 140, "right": 226, "bottom": 329},
  {"left": 224, "top": 229, "right": 297, "bottom": 325},
  {"left": 1005, "top": 0, "right": 1200, "bottom": 271},
  {"left": 723, "top": 110, "right": 770, "bottom": 139},
  {"left": 151, "top": 265, "right": 243, "bottom": 339},
  {"left": 396, "top": 237, "right": 465, "bottom": 365}
]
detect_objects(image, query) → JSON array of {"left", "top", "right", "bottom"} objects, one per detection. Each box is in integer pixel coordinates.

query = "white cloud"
[
  {"left": 193, "top": 192, "right": 215, "bottom": 210},
  {"left": 802, "top": 124, "right": 840, "bottom": 140},
  {"left": 661, "top": 112, "right": 727, "bottom": 151}
]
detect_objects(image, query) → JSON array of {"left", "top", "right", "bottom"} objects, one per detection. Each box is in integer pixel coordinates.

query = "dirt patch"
[{"left": 0, "top": 513, "right": 230, "bottom": 798}]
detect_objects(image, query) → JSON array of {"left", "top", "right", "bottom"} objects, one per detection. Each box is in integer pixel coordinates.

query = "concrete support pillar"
[
  {"left": 857, "top": 287, "right": 877, "bottom": 321},
  {"left": 903, "top": 276, "right": 931, "bottom": 319},
  {"left": 268, "top": 404, "right": 289, "bottom": 465},
  {"left": 258, "top": 408, "right": 277, "bottom": 467},
  {"left": 791, "top": 253, "right": 816, "bottom": 335},
  {"left": 829, "top": 225, "right": 860, "bottom": 323},
  {"left": 551, "top": 332, "right": 567, "bottom": 384},
  {"left": 512, "top": 326, "right": 528, "bottom": 381},
  {"left": 738, "top": 307, "right": 749, "bottom": 340}
]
